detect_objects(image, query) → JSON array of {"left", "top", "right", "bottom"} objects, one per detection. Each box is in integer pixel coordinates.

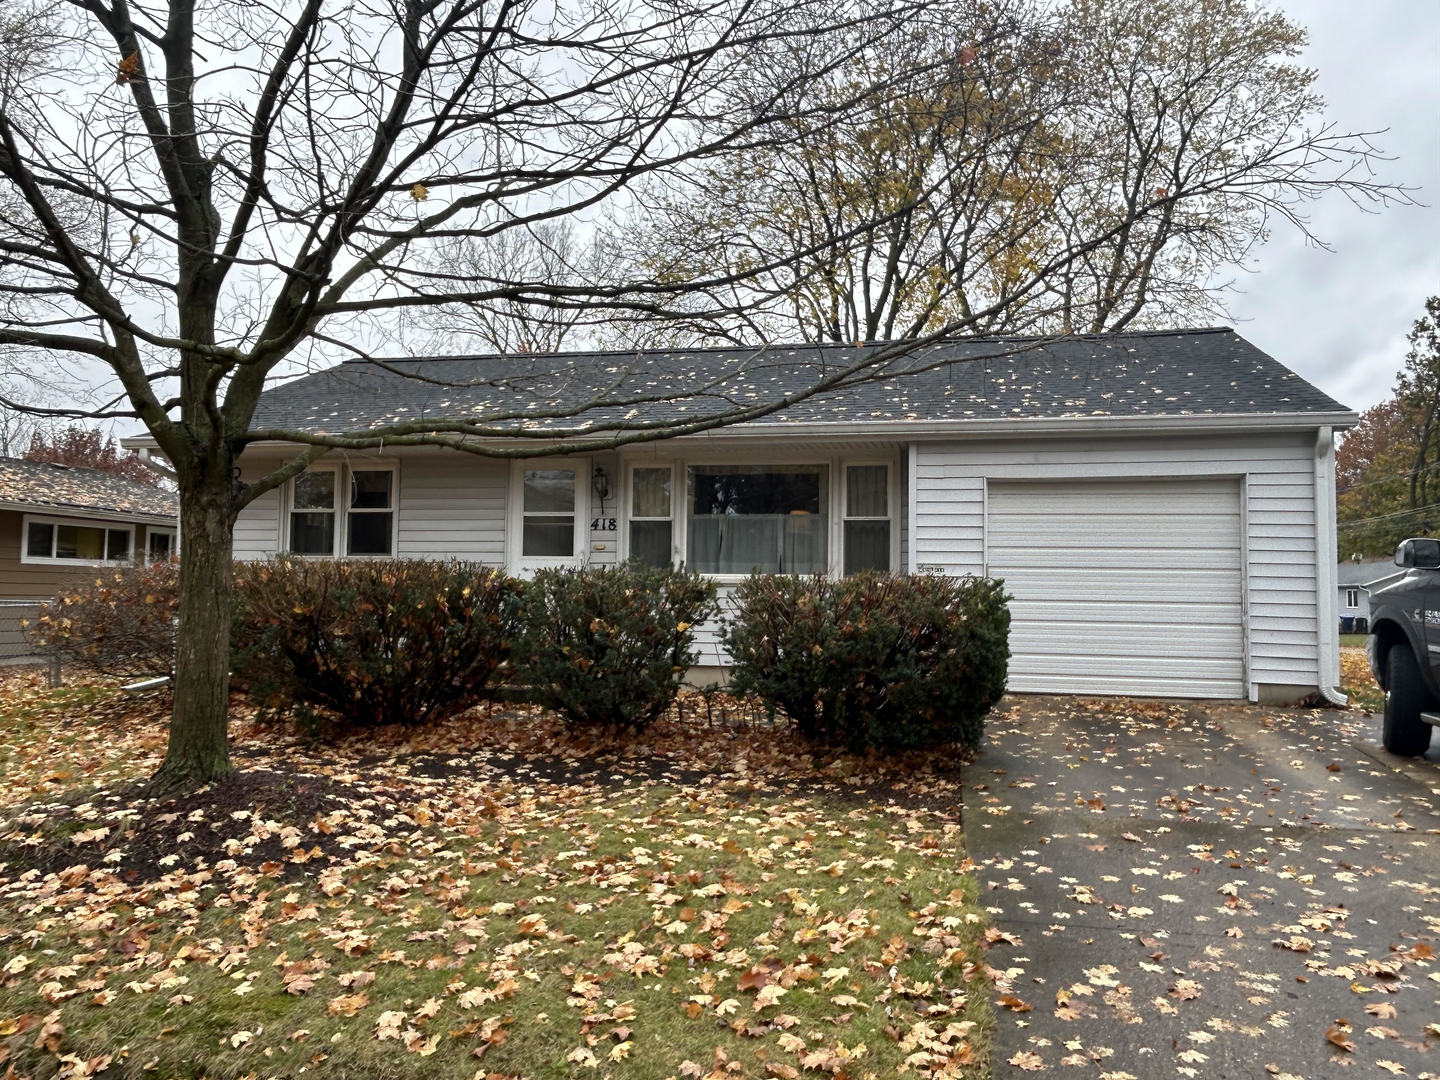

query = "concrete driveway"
[{"left": 965, "top": 696, "right": 1440, "bottom": 1079}]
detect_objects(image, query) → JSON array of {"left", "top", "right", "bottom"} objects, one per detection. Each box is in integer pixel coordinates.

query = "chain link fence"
[{"left": 0, "top": 601, "right": 62, "bottom": 686}]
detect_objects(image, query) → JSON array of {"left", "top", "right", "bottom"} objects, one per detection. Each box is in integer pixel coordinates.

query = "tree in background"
[
  {"left": 1337, "top": 399, "right": 1422, "bottom": 559},
  {"left": 24, "top": 425, "right": 163, "bottom": 487},
  {"left": 1336, "top": 296, "right": 1440, "bottom": 559},
  {"left": 625, "top": 0, "right": 1408, "bottom": 344},
  {"left": 404, "top": 221, "right": 624, "bottom": 355}
]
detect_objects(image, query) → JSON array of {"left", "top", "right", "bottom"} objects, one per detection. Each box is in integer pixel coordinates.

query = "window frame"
[
  {"left": 618, "top": 451, "right": 899, "bottom": 580},
  {"left": 625, "top": 463, "right": 676, "bottom": 568},
  {"left": 841, "top": 459, "right": 898, "bottom": 576},
  {"left": 20, "top": 514, "right": 136, "bottom": 566},
  {"left": 147, "top": 527, "right": 178, "bottom": 562},
  {"left": 1345, "top": 587, "right": 1360, "bottom": 610},
  {"left": 284, "top": 465, "right": 341, "bottom": 558},
  {"left": 509, "top": 457, "right": 589, "bottom": 571},
  {"left": 344, "top": 464, "right": 399, "bottom": 558},
  {"left": 282, "top": 460, "right": 400, "bottom": 559}
]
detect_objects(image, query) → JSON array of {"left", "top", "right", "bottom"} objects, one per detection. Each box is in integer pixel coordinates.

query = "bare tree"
[
  {"left": 0, "top": 0, "right": 990, "bottom": 793},
  {"left": 404, "top": 220, "right": 622, "bottom": 354},
  {"left": 624, "top": 0, "right": 1411, "bottom": 343},
  {"left": 0, "top": 0, "right": 1408, "bottom": 793}
]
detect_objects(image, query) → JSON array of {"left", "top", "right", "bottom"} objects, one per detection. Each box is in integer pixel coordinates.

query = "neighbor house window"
[
  {"left": 347, "top": 468, "right": 395, "bottom": 556},
  {"left": 289, "top": 470, "right": 337, "bottom": 555},
  {"left": 687, "top": 464, "right": 827, "bottom": 574},
  {"left": 22, "top": 517, "right": 133, "bottom": 564},
  {"left": 843, "top": 464, "right": 891, "bottom": 574},
  {"left": 147, "top": 528, "right": 177, "bottom": 561},
  {"left": 1345, "top": 588, "right": 1360, "bottom": 610},
  {"left": 629, "top": 466, "right": 673, "bottom": 567},
  {"left": 522, "top": 468, "right": 577, "bottom": 558}
]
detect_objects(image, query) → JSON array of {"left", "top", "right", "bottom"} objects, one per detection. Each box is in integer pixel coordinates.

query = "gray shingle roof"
[
  {"left": 251, "top": 327, "right": 1350, "bottom": 436},
  {"left": 0, "top": 458, "right": 177, "bottom": 520},
  {"left": 1337, "top": 559, "right": 1405, "bottom": 587}
]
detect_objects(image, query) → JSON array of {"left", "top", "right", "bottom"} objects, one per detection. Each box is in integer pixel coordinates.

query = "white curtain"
[{"left": 688, "top": 514, "right": 826, "bottom": 574}]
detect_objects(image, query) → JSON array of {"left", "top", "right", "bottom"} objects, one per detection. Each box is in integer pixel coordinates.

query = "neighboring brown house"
[{"left": 0, "top": 457, "right": 177, "bottom": 661}]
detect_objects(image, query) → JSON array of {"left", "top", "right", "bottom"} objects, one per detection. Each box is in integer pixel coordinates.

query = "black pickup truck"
[{"left": 1367, "top": 537, "right": 1440, "bottom": 757}]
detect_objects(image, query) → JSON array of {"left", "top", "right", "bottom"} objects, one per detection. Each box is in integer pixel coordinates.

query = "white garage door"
[{"left": 986, "top": 478, "right": 1245, "bottom": 698}]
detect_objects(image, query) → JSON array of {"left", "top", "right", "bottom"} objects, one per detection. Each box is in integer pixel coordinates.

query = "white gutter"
[
  {"left": 663, "top": 410, "right": 1361, "bottom": 441},
  {"left": 126, "top": 409, "right": 1361, "bottom": 455},
  {"left": 1313, "top": 425, "right": 1347, "bottom": 707}
]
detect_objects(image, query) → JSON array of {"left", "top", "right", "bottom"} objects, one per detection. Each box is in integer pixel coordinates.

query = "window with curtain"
[
  {"left": 522, "top": 468, "right": 576, "bottom": 557},
  {"left": 289, "top": 471, "right": 336, "bottom": 555},
  {"left": 843, "top": 464, "right": 890, "bottom": 574},
  {"left": 347, "top": 469, "right": 395, "bottom": 555},
  {"left": 630, "top": 466, "right": 673, "bottom": 567},
  {"left": 687, "top": 464, "right": 827, "bottom": 574}
]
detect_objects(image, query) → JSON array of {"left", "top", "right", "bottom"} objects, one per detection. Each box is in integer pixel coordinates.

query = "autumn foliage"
[
  {"left": 24, "top": 425, "right": 163, "bottom": 487},
  {"left": 231, "top": 559, "right": 522, "bottom": 730},
  {"left": 511, "top": 562, "right": 717, "bottom": 729},
  {"left": 723, "top": 571, "right": 1010, "bottom": 751},
  {"left": 25, "top": 560, "right": 180, "bottom": 677}
]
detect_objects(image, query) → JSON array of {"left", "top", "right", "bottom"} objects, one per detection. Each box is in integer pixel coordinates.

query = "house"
[
  {"left": 1336, "top": 557, "right": 1406, "bottom": 633},
  {"left": 0, "top": 457, "right": 178, "bottom": 662},
  {"left": 217, "top": 327, "right": 1354, "bottom": 704}
]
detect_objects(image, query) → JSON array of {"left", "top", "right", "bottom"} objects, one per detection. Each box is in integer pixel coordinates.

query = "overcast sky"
[{"left": 1227, "top": 0, "right": 1440, "bottom": 415}]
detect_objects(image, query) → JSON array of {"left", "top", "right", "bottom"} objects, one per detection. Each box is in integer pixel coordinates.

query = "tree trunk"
[{"left": 147, "top": 468, "right": 236, "bottom": 796}]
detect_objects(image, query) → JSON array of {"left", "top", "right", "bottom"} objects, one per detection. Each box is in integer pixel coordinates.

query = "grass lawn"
[
  {"left": 1339, "top": 644, "right": 1384, "bottom": 713},
  {"left": 1338, "top": 633, "right": 1369, "bottom": 648},
  {"left": 0, "top": 674, "right": 989, "bottom": 1079}
]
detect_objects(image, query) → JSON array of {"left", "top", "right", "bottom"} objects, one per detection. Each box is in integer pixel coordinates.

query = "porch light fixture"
[{"left": 592, "top": 466, "right": 611, "bottom": 502}]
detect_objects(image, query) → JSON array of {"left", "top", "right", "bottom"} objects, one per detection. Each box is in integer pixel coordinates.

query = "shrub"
[
  {"left": 26, "top": 560, "right": 180, "bottom": 677},
  {"left": 722, "top": 571, "right": 1010, "bottom": 751},
  {"left": 232, "top": 559, "right": 522, "bottom": 730},
  {"left": 512, "top": 562, "right": 718, "bottom": 729}
]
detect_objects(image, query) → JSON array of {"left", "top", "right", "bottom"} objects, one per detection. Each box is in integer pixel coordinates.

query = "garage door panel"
[
  {"left": 987, "top": 478, "right": 1245, "bottom": 698},
  {"left": 991, "top": 490, "right": 1240, "bottom": 514},
  {"left": 987, "top": 521, "right": 1239, "bottom": 547},
  {"left": 1009, "top": 670, "right": 1241, "bottom": 697},
  {"left": 1008, "top": 627, "right": 1242, "bottom": 660},
  {"left": 1012, "top": 598, "right": 1241, "bottom": 624},
  {"left": 1001, "top": 574, "right": 1242, "bottom": 604},
  {"left": 993, "top": 551, "right": 1241, "bottom": 572},
  {"left": 1010, "top": 654, "right": 1244, "bottom": 679}
]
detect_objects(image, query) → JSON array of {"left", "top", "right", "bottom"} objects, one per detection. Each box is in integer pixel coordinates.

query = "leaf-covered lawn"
[
  {"left": 0, "top": 675, "right": 990, "bottom": 1079},
  {"left": 1340, "top": 646, "right": 1385, "bottom": 713}
]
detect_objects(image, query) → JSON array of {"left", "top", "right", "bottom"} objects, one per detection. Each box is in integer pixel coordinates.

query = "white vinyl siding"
[
  {"left": 232, "top": 453, "right": 510, "bottom": 564},
  {"left": 986, "top": 478, "right": 1245, "bottom": 698},
  {"left": 398, "top": 456, "right": 507, "bottom": 563},
  {"left": 234, "top": 478, "right": 282, "bottom": 560},
  {"left": 912, "top": 431, "right": 1321, "bottom": 699}
]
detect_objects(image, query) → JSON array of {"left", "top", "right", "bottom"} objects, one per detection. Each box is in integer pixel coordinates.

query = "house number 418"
[{"left": 590, "top": 517, "right": 617, "bottom": 532}]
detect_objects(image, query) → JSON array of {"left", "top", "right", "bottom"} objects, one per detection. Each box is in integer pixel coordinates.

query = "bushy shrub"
[
  {"left": 232, "top": 559, "right": 522, "bottom": 730},
  {"left": 722, "top": 571, "right": 1010, "bottom": 751},
  {"left": 512, "top": 562, "right": 718, "bottom": 729},
  {"left": 26, "top": 560, "right": 180, "bottom": 677}
]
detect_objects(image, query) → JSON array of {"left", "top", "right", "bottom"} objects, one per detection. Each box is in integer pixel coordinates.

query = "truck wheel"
[{"left": 1383, "top": 645, "right": 1434, "bottom": 757}]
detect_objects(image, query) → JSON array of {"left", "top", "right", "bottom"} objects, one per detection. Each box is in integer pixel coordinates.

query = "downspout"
[
  {"left": 906, "top": 443, "right": 918, "bottom": 574},
  {"left": 1314, "top": 426, "right": 1347, "bottom": 706}
]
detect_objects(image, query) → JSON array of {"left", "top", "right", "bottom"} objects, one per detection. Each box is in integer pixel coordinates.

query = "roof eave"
[
  {"left": 669, "top": 410, "right": 1360, "bottom": 441},
  {"left": 152, "top": 408, "right": 1360, "bottom": 458},
  {"left": 0, "top": 500, "right": 177, "bottom": 525}
]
